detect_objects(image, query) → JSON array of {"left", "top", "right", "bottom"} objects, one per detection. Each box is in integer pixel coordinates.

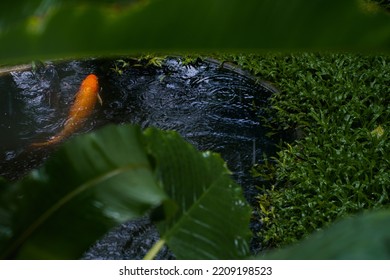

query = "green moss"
[{"left": 225, "top": 53, "right": 390, "bottom": 249}]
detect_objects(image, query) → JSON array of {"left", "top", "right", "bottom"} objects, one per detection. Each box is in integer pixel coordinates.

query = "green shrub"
[{"left": 228, "top": 53, "right": 390, "bottom": 248}]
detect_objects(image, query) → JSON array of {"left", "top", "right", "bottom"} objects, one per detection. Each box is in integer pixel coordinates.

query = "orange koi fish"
[{"left": 31, "top": 74, "right": 102, "bottom": 147}]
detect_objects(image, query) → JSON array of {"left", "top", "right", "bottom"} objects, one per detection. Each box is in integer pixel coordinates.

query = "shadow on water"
[{"left": 0, "top": 57, "right": 277, "bottom": 258}]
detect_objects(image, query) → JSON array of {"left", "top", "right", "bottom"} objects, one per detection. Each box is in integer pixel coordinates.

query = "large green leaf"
[
  {"left": 0, "top": 124, "right": 251, "bottom": 259},
  {"left": 0, "top": 0, "right": 389, "bottom": 63},
  {"left": 145, "top": 128, "right": 252, "bottom": 259},
  {"left": 259, "top": 209, "right": 390, "bottom": 260},
  {"left": 0, "top": 125, "right": 167, "bottom": 259}
]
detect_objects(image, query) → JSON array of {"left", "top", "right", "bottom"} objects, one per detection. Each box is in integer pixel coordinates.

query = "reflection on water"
[{"left": 0, "top": 57, "right": 276, "bottom": 199}]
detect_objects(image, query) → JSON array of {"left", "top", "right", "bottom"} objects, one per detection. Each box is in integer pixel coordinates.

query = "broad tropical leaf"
[
  {"left": 145, "top": 128, "right": 252, "bottom": 259},
  {"left": 0, "top": 0, "right": 389, "bottom": 63},
  {"left": 0, "top": 125, "right": 167, "bottom": 259},
  {"left": 0, "top": 124, "right": 251, "bottom": 259},
  {"left": 259, "top": 210, "right": 390, "bottom": 260}
]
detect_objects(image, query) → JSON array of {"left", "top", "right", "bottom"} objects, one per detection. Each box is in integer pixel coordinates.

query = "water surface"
[{"left": 0, "top": 57, "right": 277, "bottom": 258}]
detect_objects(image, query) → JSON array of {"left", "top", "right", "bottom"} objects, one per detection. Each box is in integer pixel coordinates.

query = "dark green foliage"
[
  {"left": 0, "top": 125, "right": 251, "bottom": 259},
  {"left": 145, "top": 128, "right": 251, "bottom": 259},
  {"left": 1, "top": 0, "right": 390, "bottom": 261},
  {"left": 0, "top": 125, "right": 167, "bottom": 259},
  {"left": 227, "top": 53, "right": 390, "bottom": 248},
  {"left": 0, "top": 0, "right": 390, "bottom": 63},
  {"left": 260, "top": 209, "right": 390, "bottom": 260}
]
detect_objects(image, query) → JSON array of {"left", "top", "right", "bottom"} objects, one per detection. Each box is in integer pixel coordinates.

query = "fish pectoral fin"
[
  {"left": 63, "top": 117, "right": 73, "bottom": 127},
  {"left": 97, "top": 88, "right": 103, "bottom": 106}
]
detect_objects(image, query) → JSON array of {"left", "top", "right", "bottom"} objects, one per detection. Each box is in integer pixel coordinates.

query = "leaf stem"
[{"left": 143, "top": 239, "right": 166, "bottom": 260}]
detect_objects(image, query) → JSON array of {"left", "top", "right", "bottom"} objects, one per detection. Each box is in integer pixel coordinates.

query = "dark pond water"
[{"left": 0, "top": 57, "right": 277, "bottom": 258}]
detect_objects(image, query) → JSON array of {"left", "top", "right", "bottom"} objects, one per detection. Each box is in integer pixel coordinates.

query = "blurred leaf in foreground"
[
  {"left": 145, "top": 128, "right": 252, "bottom": 259},
  {"left": 0, "top": 124, "right": 251, "bottom": 259},
  {"left": 0, "top": 125, "right": 166, "bottom": 259},
  {"left": 259, "top": 210, "right": 390, "bottom": 260},
  {"left": 0, "top": 0, "right": 390, "bottom": 62}
]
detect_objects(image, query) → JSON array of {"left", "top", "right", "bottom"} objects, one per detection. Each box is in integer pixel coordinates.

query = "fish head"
[{"left": 81, "top": 74, "right": 99, "bottom": 95}]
